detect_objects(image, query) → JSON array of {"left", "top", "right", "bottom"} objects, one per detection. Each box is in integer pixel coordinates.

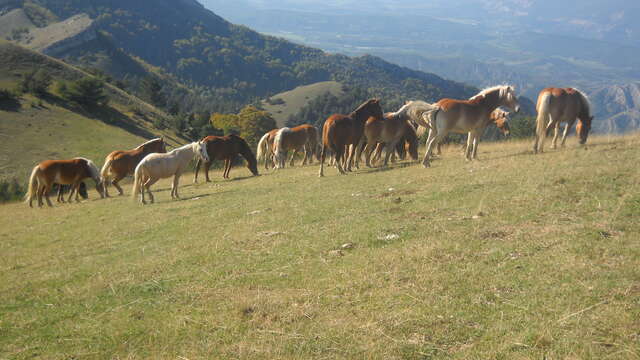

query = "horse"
[
  {"left": 273, "top": 124, "right": 319, "bottom": 169},
  {"left": 194, "top": 134, "right": 259, "bottom": 182},
  {"left": 370, "top": 121, "right": 420, "bottom": 164},
  {"left": 132, "top": 141, "right": 209, "bottom": 204},
  {"left": 417, "top": 85, "right": 520, "bottom": 167},
  {"left": 319, "top": 99, "right": 384, "bottom": 176},
  {"left": 256, "top": 128, "right": 279, "bottom": 170},
  {"left": 55, "top": 182, "right": 87, "bottom": 203},
  {"left": 359, "top": 111, "right": 417, "bottom": 167},
  {"left": 101, "top": 138, "right": 167, "bottom": 196},
  {"left": 25, "top": 158, "right": 104, "bottom": 208},
  {"left": 533, "top": 87, "right": 593, "bottom": 154},
  {"left": 461, "top": 107, "right": 513, "bottom": 160}
]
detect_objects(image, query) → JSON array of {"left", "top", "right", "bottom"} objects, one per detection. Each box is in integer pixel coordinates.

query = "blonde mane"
[
  {"left": 469, "top": 85, "right": 515, "bottom": 101},
  {"left": 135, "top": 138, "right": 162, "bottom": 150}
]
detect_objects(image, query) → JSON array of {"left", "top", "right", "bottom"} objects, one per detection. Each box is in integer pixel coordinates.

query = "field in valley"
[{"left": 1, "top": 135, "right": 639, "bottom": 359}]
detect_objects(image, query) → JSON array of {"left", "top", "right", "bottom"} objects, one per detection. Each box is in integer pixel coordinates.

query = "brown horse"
[
  {"left": 26, "top": 158, "right": 104, "bottom": 207},
  {"left": 273, "top": 124, "right": 319, "bottom": 169},
  {"left": 256, "top": 128, "right": 279, "bottom": 170},
  {"left": 533, "top": 87, "right": 593, "bottom": 153},
  {"left": 194, "top": 134, "right": 259, "bottom": 182},
  {"left": 101, "top": 138, "right": 167, "bottom": 196},
  {"left": 319, "top": 99, "right": 384, "bottom": 176},
  {"left": 371, "top": 121, "right": 419, "bottom": 164},
  {"left": 418, "top": 85, "right": 520, "bottom": 167},
  {"left": 358, "top": 110, "right": 416, "bottom": 168}
]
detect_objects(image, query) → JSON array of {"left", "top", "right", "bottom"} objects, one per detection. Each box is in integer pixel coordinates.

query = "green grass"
[
  {"left": 1, "top": 135, "right": 639, "bottom": 359},
  {"left": 261, "top": 81, "right": 344, "bottom": 127}
]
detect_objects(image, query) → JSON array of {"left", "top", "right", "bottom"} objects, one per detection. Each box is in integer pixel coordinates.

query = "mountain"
[
  {"left": 208, "top": 0, "right": 640, "bottom": 133},
  {"left": 0, "top": 0, "right": 477, "bottom": 118}
]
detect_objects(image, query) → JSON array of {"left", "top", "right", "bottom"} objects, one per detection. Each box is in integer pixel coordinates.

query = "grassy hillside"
[
  {"left": 0, "top": 41, "right": 186, "bottom": 183},
  {"left": 1, "top": 134, "right": 638, "bottom": 358},
  {"left": 261, "top": 81, "right": 343, "bottom": 127}
]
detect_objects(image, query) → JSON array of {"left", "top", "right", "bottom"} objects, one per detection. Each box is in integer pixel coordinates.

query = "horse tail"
[
  {"left": 24, "top": 165, "right": 41, "bottom": 205},
  {"left": 256, "top": 132, "right": 270, "bottom": 161},
  {"left": 131, "top": 162, "right": 143, "bottom": 201},
  {"left": 100, "top": 156, "right": 113, "bottom": 179},
  {"left": 535, "top": 91, "right": 552, "bottom": 152},
  {"left": 273, "top": 127, "right": 290, "bottom": 168}
]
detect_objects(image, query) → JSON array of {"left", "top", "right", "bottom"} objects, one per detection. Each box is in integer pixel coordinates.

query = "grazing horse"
[
  {"left": 319, "top": 99, "right": 384, "bottom": 176},
  {"left": 273, "top": 124, "right": 319, "bottom": 169},
  {"left": 417, "top": 85, "right": 520, "bottom": 167},
  {"left": 256, "top": 129, "right": 279, "bottom": 170},
  {"left": 194, "top": 134, "right": 259, "bottom": 182},
  {"left": 533, "top": 87, "right": 593, "bottom": 153},
  {"left": 132, "top": 141, "right": 209, "bottom": 204},
  {"left": 101, "top": 138, "right": 167, "bottom": 196},
  {"left": 359, "top": 111, "right": 415, "bottom": 167},
  {"left": 25, "top": 158, "right": 104, "bottom": 208},
  {"left": 462, "top": 108, "right": 513, "bottom": 160}
]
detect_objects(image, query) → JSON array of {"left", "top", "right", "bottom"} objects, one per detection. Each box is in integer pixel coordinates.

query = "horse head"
[
  {"left": 196, "top": 141, "right": 210, "bottom": 162},
  {"left": 492, "top": 109, "right": 511, "bottom": 137},
  {"left": 502, "top": 86, "right": 520, "bottom": 113},
  {"left": 577, "top": 116, "right": 593, "bottom": 145}
]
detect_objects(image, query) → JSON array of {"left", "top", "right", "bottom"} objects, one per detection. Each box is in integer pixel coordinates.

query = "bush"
[
  {"left": 0, "top": 88, "right": 20, "bottom": 102},
  {"left": 58, "top": 77, "right": 108, "bottom": 107},
  {"left": 0, "top": 179, "right": 25, "bottom": 203},
  {"left": 20, "top": 69, "right": 52, "bottom": 97}
]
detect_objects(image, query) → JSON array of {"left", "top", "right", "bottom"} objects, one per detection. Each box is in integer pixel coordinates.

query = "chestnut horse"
[
  {"left": 194, "top": 134, "right": 259, "bottom": 182},
  {"left": 273, "top": 124, "right": 319, "bottom": 169},
  {"left": 533, "top": 87, "right": 593, "bottom": 153},
  {"left": 132, "top": 141, "right": 209, "bottom": 204},
  {"left": 358, "top": 110, "right": 417, "bottom": 168},
  {"left": 319, "top": 99, "right": 384, "bottom": 176},
  {"left": 256, "top": 129, "right": 279, "bottom": 170},
  {"left": 101, "top": 138, "right": 167, "bottom": 196},
  {"left": 417, "top": 85, "right": 520, "bottom": 167},
  {"left": 25, "top": 158, "right": 104, "bottom": 207},
  {"left": 371, "top": 121, "right": 419, "bottom": 164}
]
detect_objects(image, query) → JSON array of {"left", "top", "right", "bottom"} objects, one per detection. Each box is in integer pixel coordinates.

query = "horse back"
[{"left": 38, "top": 158, "right": 90, "bottom": 184}]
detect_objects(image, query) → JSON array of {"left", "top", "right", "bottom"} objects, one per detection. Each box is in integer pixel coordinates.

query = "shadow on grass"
[{"left": 0, "top": 97, "right": 21, "bottom": 111}]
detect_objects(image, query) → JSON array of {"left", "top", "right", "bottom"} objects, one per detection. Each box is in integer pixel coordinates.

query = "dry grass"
[{"left": 1, "top": 134, "right": 639, "bottom": 359}]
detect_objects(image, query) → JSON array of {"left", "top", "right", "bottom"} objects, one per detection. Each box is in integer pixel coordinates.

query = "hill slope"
[
  {"left": 1, "top": 134, "right": 639, "bottom": 358},
  {"left": 0, "top": 41, "right": 186, "bottom": 183}
]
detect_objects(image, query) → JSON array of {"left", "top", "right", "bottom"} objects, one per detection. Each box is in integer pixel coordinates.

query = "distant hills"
[
  {"left": 209, "top": 0, "right": 640, "bottom": 133},
  {"left": 0, "top": 0, "right": 478, "bottom": 118}
]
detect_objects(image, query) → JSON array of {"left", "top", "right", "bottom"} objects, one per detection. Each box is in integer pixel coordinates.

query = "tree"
[
  {"left": 59, "top": 77, "right": 108, "bottom": 107},
  {"left": 237, "top": 105, "right": 276, "bottom": 147},
  {"left": 20, "top": 69, "right": 52, "bottom": 97},
  {"left": 141, "top": 76, "right": 166, "bottom": 108}
]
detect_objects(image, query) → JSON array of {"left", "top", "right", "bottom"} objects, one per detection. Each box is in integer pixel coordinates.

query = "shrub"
[
  {"left": 0, "top": 179, "right": 25, "bottom": 203},
  {"left": 19, "top": 69, "right": 52, "bottom": 97},
  {"left": 0, "top": 88, "right": 20, "bottom": 102},
  {"left": 58, "top": 77, "right": 108, "bottom": 107}
]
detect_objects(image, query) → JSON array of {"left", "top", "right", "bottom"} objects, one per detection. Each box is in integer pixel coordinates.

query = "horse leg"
[
  {"left": 194, "top": 158, "right": 202, "bottom": 183},
  {"left": 422, "top": 129, "right": 445, "bottom": 168},
  {"left": 43, "top": 184, "right": 53, "bottom": 207},
  {"left": 204, "top": 161, "right": 212, "bottom": 182},
  {"left": 319, "top": 145, "right": 326, "bottom": 177},
  {"left": 112, "top": 175, "right": 125, "bottom": 196},
  {"left": 472, "top": 133, "right": 480, "bottom": 160},
  {"left": 37, "top": 184, "right": 46, "bottom": 207},
  {"left": 560, "top": 120, "right": 574, "bottom": 147},
  {"left": 551, "top": 123, "right": 560, "bottom": 149},
  {"left": 289, "top": 149, "right": 297, "bottom": 167},
  {"left": 224, "top": 159, "right": 231, "bottom": 179},
  {"left": 172, "top": 174, "right": 182, "bottom": 199},
  {"left": 464, "top": 133, "right": 474, "bottom": 161},
  {"left": 334, "top": 146, "right": 347, "bottom": 175},
  {"left": 383, "top": 140, "right": 399, "bottom": 167},
  {"left": 57, "top": 185, "right": 64, "bottom": 203},
  {"left": 143, "top": 177, "right": 158, "bottom": 204},
  {"left": 364, "top": 143, "right": 374, "bottom": 168}
]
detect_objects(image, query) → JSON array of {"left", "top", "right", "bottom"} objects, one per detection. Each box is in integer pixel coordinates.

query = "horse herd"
[{"left": 24, "top": 85, "right": 593, "bottom": 207}]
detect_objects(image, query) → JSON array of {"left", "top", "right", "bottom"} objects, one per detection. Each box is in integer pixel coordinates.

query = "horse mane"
[
  {"left": 572, "top": 88, "right": 593, "bottom": 118},
  {"left": 350, "top": 99, "right": 377, "bottom": 117},
  {"left": 395, "top": 100, "right": 439, "bottom": 123},
  {"left": 135, "top": 138, "right": 162, "bottom": 150},
  {"left": 469, "top": 85, "right": 514, "bottom": 101}
]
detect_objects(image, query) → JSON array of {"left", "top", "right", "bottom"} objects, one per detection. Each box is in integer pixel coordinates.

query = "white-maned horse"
[
  {"left": 132, "top": 141, "right": 209, "bottom": 204},
  {"left": 533, "top": 87, "right": 593, "bottom": 153},
  {"left": 416, "top": 85, "right": 520, "bottom": 167}
]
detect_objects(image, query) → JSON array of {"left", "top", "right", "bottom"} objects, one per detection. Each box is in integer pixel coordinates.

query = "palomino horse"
[
  {"left": 25, "top": 158, "right": 104, "bottom": 207},
  {"left": 319, "top": 99, "right": 384, "bottom": 176},
  {"left": 417, "top": 85, "right": 520, "bottom": 167},
  {"left": 359, "top": 112, "right": 417, "bottom": 167},
  {"left": 101, "top": 138, "right": 167, "bottom": 196},
  {"left": 132, "top": 141, "right": 209, "bottom": 204},
  {"left": 256, "top": 128, "right": 279, "bottom": 170},
  {"left": 273, "top": 124, "right": 319, "bottom": 169},
  {"left": 194, "top": 134, "right": 259, "bottom": 182},
  {"left": 533, "top": 87, "right": 593, "bottom": 154}
]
